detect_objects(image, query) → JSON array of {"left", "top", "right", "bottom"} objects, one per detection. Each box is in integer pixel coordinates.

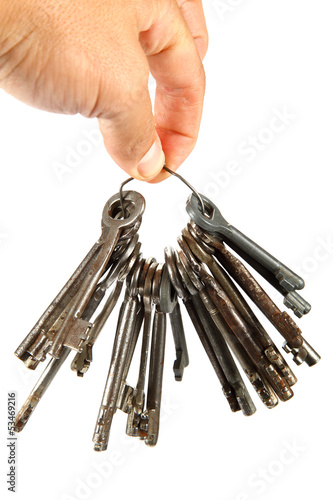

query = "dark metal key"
[
  {"left": 184, "top": 226, "right": 297, "bottom": 388},
  {"left": 178, "top": 236, "right": 294, "bottom": 403},
  {"left": 176, "top": 248, "right": 257, "bottom": 415},
  {"left": 186, "top": 192, "right": 310, "bottom": 317},
  {"left": 165, "top": 247, "right": 241, "bottom": 413}
]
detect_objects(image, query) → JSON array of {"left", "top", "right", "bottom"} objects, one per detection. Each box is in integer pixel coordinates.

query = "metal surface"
[
  {"left": 50, "top": 191, "right": 145, "bottom": 358},
  {"left": 14, "top": 347, "right": 71, "bottom": 432},
  {"left": 159, "top": 263, "right": 189, "bottom": 381},
  {"left": 71, "top": 242, "right": 141, "bottom": 376},
  {"left": 186, "top": 193, "right": 311, "bottom": 317},
  {"left": 93, "top": 291, "right": 141, "bottom": 451},
  {"left": 177, "top": 236, "right": 294, "bottom": 403},
  {"left": 177, "top": 246, "right": 257, "bottom": 415},
  {"left": 192, "top": 225, "right": 305, "bottom": 350},
  {"left": 126, "top": 259, "right": 157, "bottom": 438},
  {"left": 183, "top": 226, "right": 297, "bottom": 388},
  {"left": 13, "top": 182, "right": 320, "bottom": 450}
]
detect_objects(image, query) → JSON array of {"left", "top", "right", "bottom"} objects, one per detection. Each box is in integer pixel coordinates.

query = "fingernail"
[{"left": 137, "top": 138, "right": 165, "bottom": 179}]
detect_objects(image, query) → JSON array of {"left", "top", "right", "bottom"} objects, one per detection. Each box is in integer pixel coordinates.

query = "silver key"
[
  {"left": 126, "top": 259, "right": 157, "bottom": 438},
  {"left": 50, "top": 191, "right": 145, "bottom": 359},
  {"left": 142, "top": 264, "right": 167, "bottom": 446},
  {"left": 14, "top": 347, "right": 71, "bottom": 432},
  {"left": 71, "top": 240, "right": 141, "bottom": 376},
  {"left": 92, "top": 285, "right": 141, "bottom": 451}
]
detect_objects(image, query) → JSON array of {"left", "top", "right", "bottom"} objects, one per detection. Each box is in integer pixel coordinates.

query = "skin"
[{"left": 0, "top": 0, "right": 208, "bottom": 182}]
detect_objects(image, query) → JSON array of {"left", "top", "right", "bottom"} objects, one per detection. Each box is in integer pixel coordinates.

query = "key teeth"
[
  {"left": 173, "top": 351, "right": 186, "bottom": 381},
  {"left": 233, "top": 384, "right": 256, "bottom": 416},
  {"left": 264, "top": 364, "right": 293, "bottom": 402},
  {"left": 283, "top": 292, "right": 311, "bottom": 318},
  {"left": 264, "top": 346, "right": 297, "bottom": 387},
  {"left": 250, "top": 376, "right": 279, "bottom": 409},
  {"left": 274, "top": 266, "right": 305, "bottom": 292},
  {"left": 222, "top": 387, "right": 241, "bottom": 413},
  {"left": 283, "top": 339, "right": 321, "bottom": 367},
  {"left": 14, "top": 396, "right": 38, "bottom": 433},
  {"left": 93, "top": 407, "right": 115, "bottom": 452}
]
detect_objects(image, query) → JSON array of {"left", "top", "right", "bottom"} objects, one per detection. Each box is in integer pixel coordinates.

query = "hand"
[{"left": 0, "top": 0, "right": 208, "bottom": 182}]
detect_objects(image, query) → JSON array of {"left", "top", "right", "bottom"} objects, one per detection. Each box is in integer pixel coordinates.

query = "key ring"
[{"left": 119, "top": 165, "right": 206, "bottom": 219}]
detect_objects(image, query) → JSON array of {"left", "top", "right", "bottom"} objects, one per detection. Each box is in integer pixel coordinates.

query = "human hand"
[{"left": 0, "top": 0, "right": 208, "bottom": 182}]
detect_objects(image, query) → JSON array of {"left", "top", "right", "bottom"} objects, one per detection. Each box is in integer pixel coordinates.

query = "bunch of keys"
[{"left": 13, "top": 167, "right": 320, "bottom": 450}]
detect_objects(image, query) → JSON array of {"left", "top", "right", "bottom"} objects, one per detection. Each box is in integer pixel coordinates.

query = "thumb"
[{"left": 98, "top": 53, "right": 164, "bottom": 181}]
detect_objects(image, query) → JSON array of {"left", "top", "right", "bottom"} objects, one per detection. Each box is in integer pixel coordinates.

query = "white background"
[{"left": 1, "top": 1, "right": 332, "bottom": 499}]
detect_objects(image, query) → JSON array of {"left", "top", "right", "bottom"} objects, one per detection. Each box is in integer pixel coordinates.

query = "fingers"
[
  {"left": 0, "top": 0, "right": 206, "bottom": 183},
  {"left": 98, "top": 41, "right": 165, "bottom": 181},
  {"left": 176, "top": 0, "right": 209, "bottom": 60},
  {"left": 138, "top": 0, "right": 206, "bottom": 182}
]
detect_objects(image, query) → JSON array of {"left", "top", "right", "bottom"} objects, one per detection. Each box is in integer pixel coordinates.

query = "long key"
[
  {"left": 117, "top": 257, "right": 146, "bottom": 413},
  {"left": 178, "top": 236, "right": 293, "bottom": 402},
  {"left": 141, "top": 264, "right": 167, "bottom": 446},
  {"left": 50, "top": 191, "right": 145, "bottom": 359},
  {"left": 176, "top": 249, "right": 257, "bottom": 415},
  {"left": 186, "top": 193, "right": 310, "bottom": 317},
  {"left": 14, "top": 248, "right": 123, "bottom": 431},
  {"left": 165, "top": 247, "right": 241, "bottom": 413},
  {"left": 15, "top": 241, "right": 102, "bottom": 369},
  {"left": 92, "top": 289, "right": 141, "bottom": 451},
  {"left": 126, "top": 259, "right": 158, "bottom": 437},
  {"left": 184, "top": 226, "right": 297, "bottom": 387}
]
